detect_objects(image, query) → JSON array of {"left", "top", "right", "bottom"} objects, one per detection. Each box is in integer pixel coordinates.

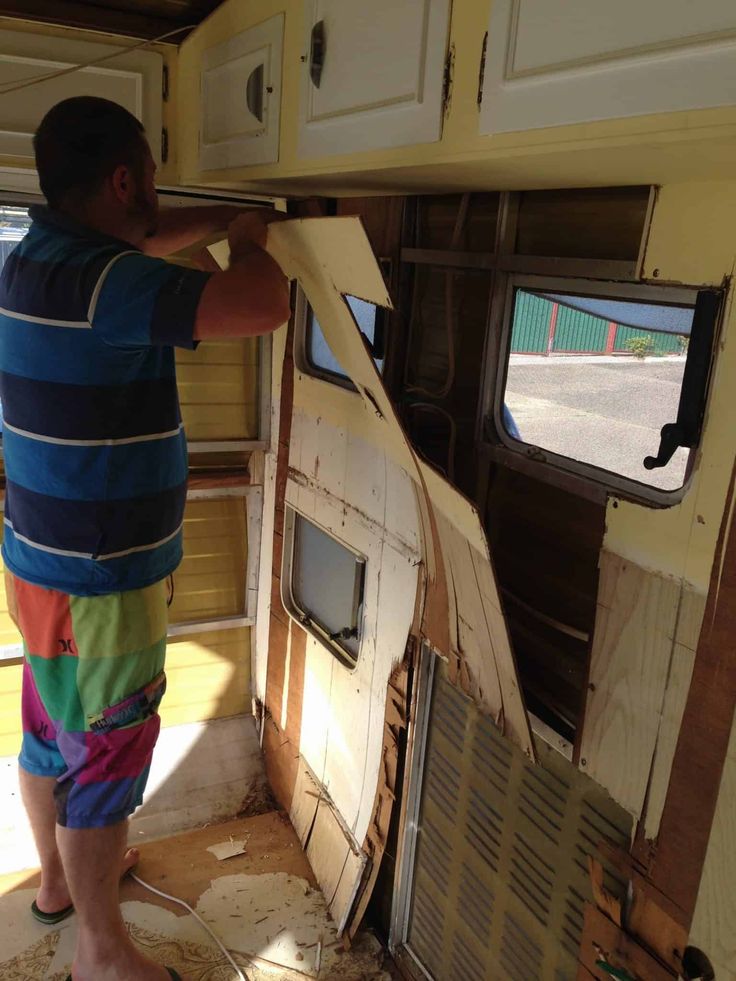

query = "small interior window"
[
  {"left": 496, "top": 277, "right": 719, "bottom": 498},
  {"left": 306, "top": 294, "right": 386, "bottom": 382},
  {"left": 284, "top": 509, "right": 366, "bottom": 667}
]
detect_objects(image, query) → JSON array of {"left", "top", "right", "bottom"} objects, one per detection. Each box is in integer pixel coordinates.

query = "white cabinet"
[
  {"left": 298, "top": 0, "right": 451, "bottom": 158},
  {"left": 479, "top": 0, "right": 736, "bottom": 135},
  {"left": 0, "top": 29, "right": 163, "bottom": 163},
  {"left": 199, "top": 14, "right": 284, "bottom": 171}
]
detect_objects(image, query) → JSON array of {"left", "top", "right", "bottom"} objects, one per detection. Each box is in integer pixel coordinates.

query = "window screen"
[
  {"left": 498, "top": 279, "right": 714, "bottom": 496},
  {"left": 306, "top": 294, "right": 385, "bottom": 381},
  {"left": 286, "top": 510, "right": 366, "bottom": 666}
]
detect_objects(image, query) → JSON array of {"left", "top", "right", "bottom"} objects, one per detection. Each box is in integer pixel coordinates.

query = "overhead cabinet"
[
  {"left": 298, "top": 0, "right": 451, "bottom": 158},
  {"left": 0, "top": 29, "right": 163, "bottom": 163},
  {"left": 199, "top": 14, "right": 284, "bottom": 171},
  {"left": 479, "top": 0, "right": 736, "bottom": 134}
]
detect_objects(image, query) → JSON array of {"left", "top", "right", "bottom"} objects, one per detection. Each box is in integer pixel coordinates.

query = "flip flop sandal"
[
  {"left": 32, "top": 854, "right": 139, "bottom": 927},
  {"left": 66, "top": 969, "right": 181, "bottom": 981},
  {"left": 30, "top": 899, "right": 75, "bottom": 925}
]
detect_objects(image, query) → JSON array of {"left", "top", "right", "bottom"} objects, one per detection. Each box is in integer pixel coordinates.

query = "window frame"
[
  {"left": 295, "top": 259, "right": 392, "bottom": 391},
  {"left": 281, "top": 506, "right": 366, "bottom": 670},
  {"left": 488, "top": 273, "right": 709, "bottom": 508}
]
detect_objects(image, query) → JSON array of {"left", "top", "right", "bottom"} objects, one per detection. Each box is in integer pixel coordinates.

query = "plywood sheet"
[
  {"left": 304, "top": 795, "right": 367, "bottom": 935},
  {"left": 290, "top": 756, "right": 321, "bottom": 847},
  {"left": 579, "top": 552, "right": 681, "bottom": 816},
  {"left": 170, "top": 497, "right": 247, "bottom": 624}
]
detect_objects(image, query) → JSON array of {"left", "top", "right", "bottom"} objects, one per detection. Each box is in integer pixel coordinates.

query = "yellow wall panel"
[
  {"left": 170, "top": 497, "right": 248, "bottom": 624},
  {"left": 176, "top": 338, "right": 259, "bottom": 441},
  {"left": 0, "top": 525, "right": 21, "bottom": 650},
  {"left": 0, "top": 661, "right": 22, "bottom": 758},
  {"left": 160, "top": 627, "right": 252, "bottom": 728},
  {"left": 0, "top": 628, "right": 252, "bottom": 753}
]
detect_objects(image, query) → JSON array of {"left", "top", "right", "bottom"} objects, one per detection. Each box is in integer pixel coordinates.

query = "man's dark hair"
[{"left": 34, "top": 96, "right": 147, "bottom": 209}]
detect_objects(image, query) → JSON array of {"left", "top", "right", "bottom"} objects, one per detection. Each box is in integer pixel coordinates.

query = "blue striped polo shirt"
[{"left": 0, "top": 206, "right": 212, "bottom": 595}]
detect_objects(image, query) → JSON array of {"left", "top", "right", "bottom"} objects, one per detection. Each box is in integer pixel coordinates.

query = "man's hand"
[{"left": 228, "top": 210, "right": 288, "bottom": 257}]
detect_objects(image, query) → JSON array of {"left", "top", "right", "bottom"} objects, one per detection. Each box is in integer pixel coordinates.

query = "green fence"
[
  {"left": 552, "top": 304, "right": 610, "bottom": 352},
  {"left": 510, "top": 290, "right": 685, "bottom": 356},
  {"left": 510, "top": 290, "right": 551, "bottom": 352}
]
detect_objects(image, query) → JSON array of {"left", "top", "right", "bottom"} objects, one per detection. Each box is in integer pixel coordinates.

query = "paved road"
[{"left": 505, "top": 357, "right": 688, "bottom": 491}]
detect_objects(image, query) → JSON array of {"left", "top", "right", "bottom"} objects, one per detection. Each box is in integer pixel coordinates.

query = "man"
[{"left": 0, "top": 96, "right": 290, "bottom": 981}]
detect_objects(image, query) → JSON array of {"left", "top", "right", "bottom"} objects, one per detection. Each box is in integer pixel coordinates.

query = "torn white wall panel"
[
  {"left": 209, "top": 216, "right": 535, "bottom": 929},
  {"left": 284, "top": 411, "right": 419, "bottom": 843},
  {"left": 265, "top": 216, "right": 532, "bottom": 754}
]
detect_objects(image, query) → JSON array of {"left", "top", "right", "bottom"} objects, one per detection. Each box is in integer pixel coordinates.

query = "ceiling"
[{"left": 0, "top": 0, "right": 227, "bottom": 41}]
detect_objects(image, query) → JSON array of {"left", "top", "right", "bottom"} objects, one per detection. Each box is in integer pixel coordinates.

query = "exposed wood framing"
[
  {"left": 645, "top": 463, "right": 736, "bottom": 919},
  {"left": 346, "top": 656, "right": 410, "bottom": 939},
  {"left": 578, "top": 905, "right": 675, "bottom": 981}
]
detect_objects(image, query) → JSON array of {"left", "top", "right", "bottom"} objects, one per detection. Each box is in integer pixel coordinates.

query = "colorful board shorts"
[{"left": 7, "top": 572, "right": 169, "bottom": 829}]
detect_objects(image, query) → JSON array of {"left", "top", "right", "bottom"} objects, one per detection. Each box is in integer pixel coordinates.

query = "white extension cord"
[{"left": 130, "top": 873, "right": 248, "bottom": 981}]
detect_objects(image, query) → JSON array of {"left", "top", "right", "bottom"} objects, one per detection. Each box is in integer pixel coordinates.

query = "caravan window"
[
  {"left": 495, "top": 277, "right": 720, "bottom": 501},
  {"left": 306, "top": 294, "right": 386, "bottom": 382},
  {"left": 283, "top": 508, "right": 366, "bottom": 668}
]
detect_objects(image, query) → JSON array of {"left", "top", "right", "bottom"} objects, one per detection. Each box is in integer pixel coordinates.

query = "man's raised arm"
[{"left": 194, "top": 211, "right": 291, "bottom": 340}]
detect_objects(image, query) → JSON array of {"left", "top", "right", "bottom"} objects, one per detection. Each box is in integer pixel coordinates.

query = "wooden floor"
[{"left": 0, "top": 812, "right": 395, "bottom": 981}]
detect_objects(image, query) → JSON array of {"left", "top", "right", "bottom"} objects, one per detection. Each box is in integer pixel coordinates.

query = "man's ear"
[{"left": 110, "top": 164, "right": 133, "bottom": 205}]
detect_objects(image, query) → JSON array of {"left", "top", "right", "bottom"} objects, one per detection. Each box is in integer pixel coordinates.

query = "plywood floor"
[{"left": 0, "top": 813, "right": 395, "bottom": 981}]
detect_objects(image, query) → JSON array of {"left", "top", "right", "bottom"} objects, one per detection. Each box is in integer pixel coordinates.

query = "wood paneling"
[
  {"left": 689, "top": 713, "right": 736, "bottom": 980},
  {"left": 161, "top": 626, "right": 251, "bottom": 727},
  {"left": 0, "top": 660, "right": 22, "bottom": 757},
  {"left": 170, "top": 497, "right": 248, "bottom": 624},
  {"left": 0, "top": 0, "right": 225, "bottom": 40},
  {"left": 516, "top": 187, "right": 651, "bottom": 260},
  {"left": 579, "top": 552, "right": 681, "bottom": 817},
  {"left": 176, "top": 338, "right": 259, "bottom": 442},
  {"left": 579, "top": 905, "right": 675, "bottom": 981},
  {"left": 649, "top": 464, "right": 736, "bottom": 919},
  {"left": 485, "top": 467, "right": 606, "bottom": 739}
]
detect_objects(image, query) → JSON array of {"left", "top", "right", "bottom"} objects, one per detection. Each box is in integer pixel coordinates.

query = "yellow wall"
[
  {"left": 605, "top": 183, "right": 736, "bottom": 593},
  {"left": 170, "top": 497, "right": 248, "bottom": 624},
  {"left": 176, "top": 338, "right": 260, "bottom": 441},
  {"left": 176, "top": 0, "right": 736, "bottom": 194},
  {"left": 0, "top": 496, "right": 252, "bottom": 756}
]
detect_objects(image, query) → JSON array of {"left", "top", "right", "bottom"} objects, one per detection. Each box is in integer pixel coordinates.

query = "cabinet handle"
[
  {"left": 309, "top": 20, "right": 325, "bottom": 88},
  {"left": 246, "top": 64, "right": 265, "bottom": 122}
]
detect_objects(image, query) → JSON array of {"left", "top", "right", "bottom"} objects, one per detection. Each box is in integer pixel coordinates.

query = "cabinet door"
[
  {"left": 299, "top": 0, "right": 451, "bottom": 158},
  {"left": 480, "top": 0, "right": 736, "bottom": 134},
  {"left": 0, "top": 29, "right": 162, "bottom": 162},
  {"left": 199, "top": 14, "right": 283, "bottom": 171}
]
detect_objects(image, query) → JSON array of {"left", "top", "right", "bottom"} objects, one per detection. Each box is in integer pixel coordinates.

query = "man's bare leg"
[
  {"left": 20, "top": 770, "right": 70, "bottom": 913},
  {"left": 20, "top": 769, "right": 139, "bottom": 916},
  {"left": 58, "top": 821, "right": 172, "bottom": 981}
]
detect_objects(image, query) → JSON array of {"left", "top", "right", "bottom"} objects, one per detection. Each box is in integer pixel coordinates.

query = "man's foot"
[
  {"left": 34, "top": 847, "right": 139, "bottom": 917},
  {"left": 68, "top": 949, "right": 180, "bottom": 981}
]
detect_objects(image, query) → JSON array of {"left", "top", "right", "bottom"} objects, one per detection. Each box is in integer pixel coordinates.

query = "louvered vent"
[{"left": 406, "top": 665, "right": 631, "bottom": 980}]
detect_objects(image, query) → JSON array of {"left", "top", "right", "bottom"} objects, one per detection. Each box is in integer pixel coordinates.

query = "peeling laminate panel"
[
  {"left": 263, "top": 217, "right": 532, "bottom": 755},
  {"left": 219, "top": 216, "right": 533, "bottom": 932}
]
